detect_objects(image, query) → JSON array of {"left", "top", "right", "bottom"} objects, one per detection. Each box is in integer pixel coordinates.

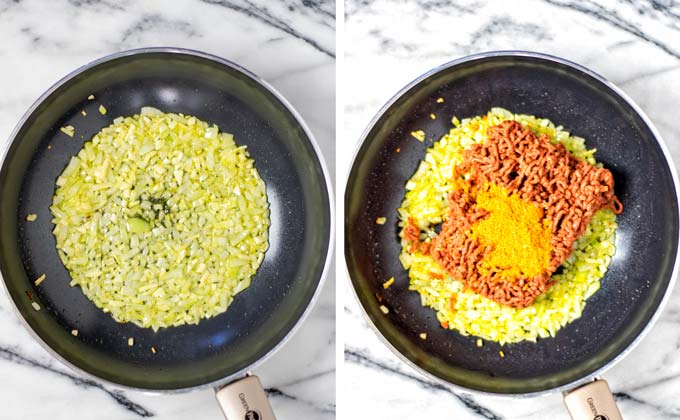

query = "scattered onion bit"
[
  {"left": 60, "top": 125, "right": 75, "bottom": 137},
  {"left": 436, "top": 97, "right": 444, "bottom": 103},
  {"left": 382, "top": 276, "right": 395, "bottom": 289},
  {"left": 410, "top": 130, "right": 425, "bottom": 142},
  {"left": 128, "top": 337, "right": 134, "bottom": 346},
  {"left": 430, "top": 113, "right": 436, "bottom": 120},
  {"left": 26, "top": 214, "right": 37, "bottom": 222},
  {"left": 71, "top": 329, "right": 78, "bottom": 336},
  {"left": 98, "top": 105, "right": 107, "bottom": 115},
  {"left": 375, "top": 217, "right": 387, "bottom": 225},
  {"left": 87, "top": 94, "right": 95, "bottom": 100},
  {"left": 47, "top": 144, "right": 52, "bottom": 150},
  {"left": 31, "top": 302, "right": 41, "bottom": 311},
  {"left": 34, "top": 274, "right": 46, "bottom": 286},
  {"left": 81, "top": 110, "right": 87, "bottom": 116},
  {"left": 419, "top": 333, "right": 427, "bottom": 340},
  {"left": 499, "top": 350, "right": 505, "bottom": 358},
  {"left": 151, "top": 346, "right": 157, "bottom": 354},
  {"left": 379, "top": 305, "right": 389, "bottom": 314},
  {"left": 476, "top": 338, "right": 483, "bottom": 347}
]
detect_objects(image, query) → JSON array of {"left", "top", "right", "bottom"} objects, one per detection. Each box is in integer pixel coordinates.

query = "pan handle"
[
  {"left": 215, "top": 374, "right": 276, "bottom": 420},
  {"left": 563, "top": 378, "right": 623, "bottom": 420}
]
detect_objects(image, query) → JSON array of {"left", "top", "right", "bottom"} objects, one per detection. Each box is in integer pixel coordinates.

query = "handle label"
[
  {"left": 587, "top": 397, "right": 609, "bottom": 420},
  {"left": 239, "top": 392, "right": 261, "bottom": 420}
]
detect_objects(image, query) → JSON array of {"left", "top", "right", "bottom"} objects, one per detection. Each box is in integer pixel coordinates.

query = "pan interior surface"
[
  {"left": 0, "top": 51, "right": 331, "bottom": 390},
  {"left": 345, "top": 54, "right": 678, "bottom": 394}
]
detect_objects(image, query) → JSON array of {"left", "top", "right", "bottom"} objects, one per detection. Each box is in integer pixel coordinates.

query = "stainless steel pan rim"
[
  {"left": 0, "top": 46, "right": 336, "bottom": 394},
  {"left": 344, "top": 49, "right": 680, "bottom": 398}
]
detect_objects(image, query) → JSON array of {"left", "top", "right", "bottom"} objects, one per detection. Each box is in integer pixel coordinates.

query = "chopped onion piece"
[
  {"left": 34, "top": 274, "right": 46, "bottom": 286},
  {"left": 382, "top": 277, "right": 395, "bottom": 289},
  {"left": 410, "top": 130, "right": 425, "bottom": 142},
  {"left": 60, "top": 126, "right": 75, "bottom": 137}
]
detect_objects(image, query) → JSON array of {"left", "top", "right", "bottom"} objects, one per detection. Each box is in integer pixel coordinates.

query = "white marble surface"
[
  {"left": 0, "top": 0, "right": 335, "bottom": 419},
  {"left": 341, "top": 0, "right": 680, "bottom": 419}
]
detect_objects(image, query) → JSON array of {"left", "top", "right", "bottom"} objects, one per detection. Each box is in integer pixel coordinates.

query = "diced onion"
[
  {"left": 51, "top": 108, "right": 270, "bottom": 331},
  {"left": 60, "top": 126, "right": 75, "bottom": 137}
]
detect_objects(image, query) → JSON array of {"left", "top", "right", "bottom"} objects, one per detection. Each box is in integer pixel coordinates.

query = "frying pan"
[
  {"left": 344, "top": 51, "right": 680, "bottom": 418},
  {"left": 0, "top": 48, "right": 333, "bottom": 418}
]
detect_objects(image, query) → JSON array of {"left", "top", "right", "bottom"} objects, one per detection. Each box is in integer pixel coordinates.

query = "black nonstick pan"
[
  {"left": 0, "top": 48, "right": 333, "bottom": 418},
  {"left": 344, "top": 51, "right": 679, "bottom": 418}
]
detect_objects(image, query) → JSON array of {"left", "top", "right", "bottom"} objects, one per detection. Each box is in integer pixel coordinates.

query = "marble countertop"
[
  {"left": 341, "top": 0, "right": 680, "bottom": 419},
  {"left": 0, "top": 0, "right": 335, "bottom": 419}
]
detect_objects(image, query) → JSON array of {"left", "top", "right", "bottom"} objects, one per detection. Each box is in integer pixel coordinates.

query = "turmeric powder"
[{"left": 470, "top": 184, "right": 551, "bottom": 280}]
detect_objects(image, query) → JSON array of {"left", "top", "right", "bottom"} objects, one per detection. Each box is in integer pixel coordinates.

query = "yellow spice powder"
[{"left": 470, "top": 184, "right": 551, "bottom": 279}]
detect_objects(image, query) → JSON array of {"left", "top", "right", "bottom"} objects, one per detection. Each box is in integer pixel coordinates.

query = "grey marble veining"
[
  {"left": 341, "top": 0, "right": 680, "bottom": 419},
  {"left": 0, "top": 0, "right": 335, "bottom": 419}
]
